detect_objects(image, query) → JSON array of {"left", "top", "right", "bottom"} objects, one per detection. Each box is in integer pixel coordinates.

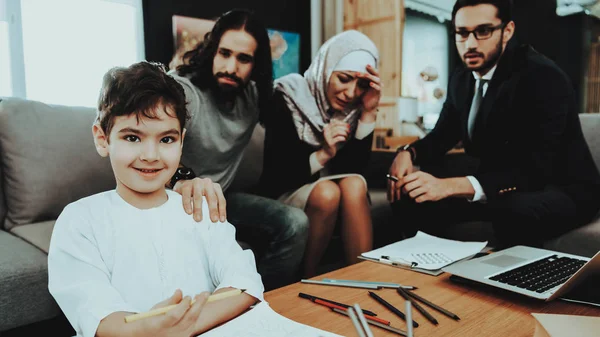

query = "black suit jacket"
[
  {"left": 258, "top": 91, "right": 373, "bottom": 199},
  {"left": 411, "top": 44, "right": 600, "bottom": 212}
]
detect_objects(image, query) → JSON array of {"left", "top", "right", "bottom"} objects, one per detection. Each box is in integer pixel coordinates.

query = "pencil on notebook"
[{"left": 124, "top": 288, "right": 246, "bottom": 323}]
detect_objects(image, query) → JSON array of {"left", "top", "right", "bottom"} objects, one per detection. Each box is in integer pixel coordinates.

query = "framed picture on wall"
[{"left": 170, "top": 15, "right": 300, "bottom": 79}]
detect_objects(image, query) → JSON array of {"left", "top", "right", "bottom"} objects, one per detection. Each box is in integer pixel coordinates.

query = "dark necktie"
[{"left": 468, "top": 79, "right": 488, "bottom": 139}]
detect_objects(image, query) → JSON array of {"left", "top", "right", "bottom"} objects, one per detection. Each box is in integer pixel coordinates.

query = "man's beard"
[
  {"left": 212, "top": 72, "right": 246, "bottom": 97},
  {"left": 463, "top": 37, "right": 503, "bottom": 74}
]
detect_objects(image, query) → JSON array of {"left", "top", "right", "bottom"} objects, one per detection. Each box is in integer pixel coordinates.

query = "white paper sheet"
[
  {"left": 361, "top": 231, "right": 487, "bottom": 271},
  {"left": 532, "top": 313, "right": 600, "bottom": 337},
  {"left": 200, "top": 302, "right": 344, "bottom": 337}
]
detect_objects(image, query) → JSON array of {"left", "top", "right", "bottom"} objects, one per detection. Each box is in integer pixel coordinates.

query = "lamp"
[
  {"left": 397, "top": 96, "right": 418, "bottom": 123},
  {"left": 394, "top": 96, "right": 424, "bottom": 137}
]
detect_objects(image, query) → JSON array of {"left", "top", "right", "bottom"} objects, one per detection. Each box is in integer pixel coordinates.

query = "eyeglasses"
[{"left": 455, "top": 23, "right": 506, "bottom": 42}]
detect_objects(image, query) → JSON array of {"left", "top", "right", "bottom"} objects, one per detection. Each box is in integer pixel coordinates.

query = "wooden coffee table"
[{"left": 264, "top": 261, "right": 600, "bottom": 336}]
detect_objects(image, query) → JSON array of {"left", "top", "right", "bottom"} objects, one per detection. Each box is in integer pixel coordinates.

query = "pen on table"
[
  {"left": 332, "top": 308, "right": 408, "bottom": 337},
  {"left": 381, "top": 256, "right": 419, "bottom": 268},
  {"left": 368, "top": 291, "right": 419, "bottom": 328},
  {"left": 298, "top": 293, "right": 378, "bottom": 317},
  {"left": 405, "top": 301, "right": 414, "bottom": 337},
  {"left": 353, "top": 304, "right": 375, "bottom": 337},
  {"left": 321, "top": 278, "right": 417, "bottom": 290},
  {"left": 124, "top": 288, "right": 245, "bottom": 323},
  {"left": 301, "top": 279, "right": 380, "bottom": 289},
  {"left": 386, "top": 174, "right": 399, "bottom": 182},
  {"left": 405, "top": 289, "right": 460, "bottom": 321},
  {"left": 397, "top": 287, "right": 438, "bottom": 325},
  {"left": 347, "top": 307, "right": 367, "bottom": 337},
  {"left": 312, "top": 299, "right": 390, "bottom": 325},
  {"left": 377, "top": 257, "right": 417, "bottom": 269}
]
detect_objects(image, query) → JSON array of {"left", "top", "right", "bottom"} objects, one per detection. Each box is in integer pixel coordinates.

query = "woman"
[{"left": 259, "top": 30, "right": 381, "bottom": 277}]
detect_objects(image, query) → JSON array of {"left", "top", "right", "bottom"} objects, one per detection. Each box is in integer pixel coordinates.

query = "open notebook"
[
  {"left": 360, "top": 231, "right": 488, "bottom": 276},
  {"left": 201, "top": 301, "right": 343, "bottom": 337}
]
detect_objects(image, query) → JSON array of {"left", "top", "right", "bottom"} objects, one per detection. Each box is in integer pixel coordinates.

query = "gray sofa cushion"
[
  {"left": 544, "top": 214, "right": 600, "bottom": 258},
  {"left": 580, "top": 113, "right": 600, "bottom": 170},
  {"left": 369, "top": 189, "right": 394, "bottom": 230},
  {"left": 0, "top": 230, "right": 59, "bottom": 331},
  {"left": 0, "top": 98, "right": 115, "bottom": 231},
  {"left": 10, "top": 220, "right": 55, "bottom": 254},
  {"left": 0, "top": 152, "right": 6, "bottom": 231}
]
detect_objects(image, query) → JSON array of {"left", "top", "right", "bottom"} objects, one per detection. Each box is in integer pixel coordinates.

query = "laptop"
[{"left": 442, "top": 245, "right": 600, "bottom": 301}]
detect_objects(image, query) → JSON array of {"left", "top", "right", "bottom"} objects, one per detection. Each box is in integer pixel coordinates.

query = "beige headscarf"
[{"left": 274, "top": 30, "right": 379, "bottom": 147}]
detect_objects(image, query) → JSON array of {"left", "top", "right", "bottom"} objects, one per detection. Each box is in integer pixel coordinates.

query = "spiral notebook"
[{"left": 360, "top": 231, "right": 488, "bottom": 276}]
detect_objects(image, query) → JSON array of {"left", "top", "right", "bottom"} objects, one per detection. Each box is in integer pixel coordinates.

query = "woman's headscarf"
[{"left": 274, "top": 30, "right": 379, "bottom": 147}]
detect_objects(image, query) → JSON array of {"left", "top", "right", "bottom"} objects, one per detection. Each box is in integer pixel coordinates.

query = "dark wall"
[
  {"left": 445, "top": 0, "right": 594, "bottom": 113},
  {"left": 448, "top": 0, "right": 559, "bottom": 69},
  {"left": 512, "top": 0, "right": 559, "bottom": 62},
  {"left": 555, "top": 13, "right": 589, "bottom": 114},
  {"left": 142, "top": 0, "right": 312, "bottom": 72}
]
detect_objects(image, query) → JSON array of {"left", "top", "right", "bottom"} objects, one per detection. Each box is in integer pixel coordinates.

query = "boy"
[{"left": 47, "top": 62, "right": 263, "bottom": 337}]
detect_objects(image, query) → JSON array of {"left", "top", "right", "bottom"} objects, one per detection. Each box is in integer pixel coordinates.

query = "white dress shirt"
[
  {"left": 467, "top": 65, "right": 497, "bottom": 202},
  {"left": 48, "top": 190, "right": 264, "bottom": 337}
]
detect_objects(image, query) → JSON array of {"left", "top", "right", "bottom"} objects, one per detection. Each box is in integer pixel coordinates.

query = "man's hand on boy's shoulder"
[{"left": 173, "top": 177, "right": 227, "bottom": 223}]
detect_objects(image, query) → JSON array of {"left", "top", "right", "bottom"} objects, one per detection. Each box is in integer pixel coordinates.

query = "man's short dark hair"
[
  {"left": 97, "top": 61, "right": 188, "bottom": 136},
  {"left": 452, "top": 0, "right": 513, "bottom": 26}
]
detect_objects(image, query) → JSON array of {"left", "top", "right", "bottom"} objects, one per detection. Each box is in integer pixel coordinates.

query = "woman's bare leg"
[
  {"left": 303, "top": 180, "right": 341, "bottom": 277},
  {"left": 338, "top": 176, "right": 373, "bottom": 264}
]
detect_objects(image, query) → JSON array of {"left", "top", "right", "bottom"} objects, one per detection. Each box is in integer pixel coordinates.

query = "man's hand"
[
  {"left": 388, "top": 151, "right": 414, "bottom": 202},
  {"left": 173, "top": 177, "right": 226, "bottom": 222},
  {"left": 402, "top": 173, "right": 476, "bottom": 203},
  {"left": 401, "top": 171, "right": 452, "bottom": 203}
]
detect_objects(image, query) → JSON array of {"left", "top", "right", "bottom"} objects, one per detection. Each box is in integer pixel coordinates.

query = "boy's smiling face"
[{"left": 93, "top": 105, "right": 184, "bottom": 208}]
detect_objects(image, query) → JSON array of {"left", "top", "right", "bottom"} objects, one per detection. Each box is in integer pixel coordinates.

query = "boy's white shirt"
[{"left": 47, "top": 190, "right": 264, "bottom": 337}]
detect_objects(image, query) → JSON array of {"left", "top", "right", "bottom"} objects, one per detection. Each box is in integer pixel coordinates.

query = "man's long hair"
[{"left": 177, "top": 9, "right": 273, "bottom": 114}]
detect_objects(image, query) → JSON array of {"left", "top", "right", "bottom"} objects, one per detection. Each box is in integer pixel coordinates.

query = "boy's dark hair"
[
  {"left": 452, "top": 0, "right": 513, "bottom": 26},
  {"left": 176, "top": 9, "right": 273, "bottom": 115},
  {"left": 97, "top": 61, "right": 188, "bottom": 136}
]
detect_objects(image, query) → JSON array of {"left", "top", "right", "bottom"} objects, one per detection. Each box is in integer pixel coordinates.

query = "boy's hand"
[
  {"left": 173, "top": 177, "right": 227, "bottom": 223},
  {"left": 141, "top": 289, "right": 209, "bottom": 337}
]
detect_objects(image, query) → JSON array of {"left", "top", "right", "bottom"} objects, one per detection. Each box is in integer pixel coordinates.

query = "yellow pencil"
[{"left": 124, "top": 288, "right": 246, "bottom": 323}]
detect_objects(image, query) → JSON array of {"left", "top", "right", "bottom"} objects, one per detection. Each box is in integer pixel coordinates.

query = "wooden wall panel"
[
  {"left": 586, "top": 42, "right": 600, "bottom": 113},
  {"left": 344, "top": 0, "right": 405, "bottom": 146}
]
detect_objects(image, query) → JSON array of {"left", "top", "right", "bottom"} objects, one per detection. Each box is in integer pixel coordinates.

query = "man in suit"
[{"left": 388, "top": 0, "right": 600, "bottom": 247}]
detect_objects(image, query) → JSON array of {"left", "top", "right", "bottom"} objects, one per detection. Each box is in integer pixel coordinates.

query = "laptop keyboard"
[{"left": 489, "top": 255, "right": 587, "bottom": 293}]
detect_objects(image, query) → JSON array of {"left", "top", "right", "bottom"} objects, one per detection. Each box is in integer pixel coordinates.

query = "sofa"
[{"left": 0, "top": 97, "right": 598, "bottom": 333}]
